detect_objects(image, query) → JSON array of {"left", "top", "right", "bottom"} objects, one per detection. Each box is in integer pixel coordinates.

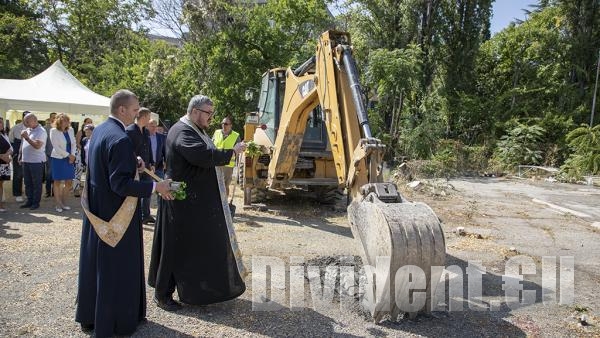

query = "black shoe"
[
  {"left": 143, "top": 216, "right": 156, "bottom": 224},
  {"left": 80, "top": 323, "right": 94, "bottom": 332},
  {"left": 19, "top": 203, "right": 32, "bottom": 209},
  {"left": 29, "top": 204, "right": 40, "bottom": 210},
  {"left": 153, "top": 296, "right": 182, "bottom": 312}
]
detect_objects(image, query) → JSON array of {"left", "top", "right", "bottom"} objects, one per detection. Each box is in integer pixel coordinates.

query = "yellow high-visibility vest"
[{"left": 212, "top": 129, "right": 239, "bottom": 167}]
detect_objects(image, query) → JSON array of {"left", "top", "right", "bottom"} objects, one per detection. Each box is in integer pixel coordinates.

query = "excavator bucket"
[{"left": 348, "top": 192, "right": 446, "bottom": 322}]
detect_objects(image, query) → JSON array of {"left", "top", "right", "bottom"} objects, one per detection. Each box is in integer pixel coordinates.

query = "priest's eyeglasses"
[{"left": 196, "top": 108, "right": 215, "bottom": 116}]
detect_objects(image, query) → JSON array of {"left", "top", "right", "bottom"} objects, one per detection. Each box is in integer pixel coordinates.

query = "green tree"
[
  {"left": 35, "top": 0, "right": 154, "bottom": 87},
  {"left": 397, "top": 86, "right": 447, "bottom": 159},
  {"left": 0, "top": 0, "right": 48, "bottom": 78},
  {"left": 345, "top": 0, "right": 492, "bottom": 158},
  {"left": 94, "top": 34, "right": 186, "bottom": 122},
  {"left": 365, "top": 46, "right": 423, "bottom": 158},
  {"left": 475, "top": 6, "right": 574, "bottom": 141},
  {"left": 439, "top": 0, "right": 492, "bottom": 138},
  {"left": 343, "top": 0, "right": 448, "bottom": 160},
  {"left": 346, "top": 0, "right": 447, "bottom": 90},
  {"left": 180, "top": 0, "right": 334, "bottom": 129},
  {"left": 560, "top": 0, "right": 600, "bottom": 106}
]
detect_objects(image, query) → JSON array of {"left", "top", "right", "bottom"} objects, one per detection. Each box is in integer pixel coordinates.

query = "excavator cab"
[
  {"left": 242, "top": 68, "right": 340, "bottom": 203},
  {"left": 256, "top": 69, "right": 328, "bottom": 152},
  {"left": 255, "top": 69, "right": 284, "bottom": 145},
  {"left": 242, "top": 31, "right": 446, "bottom": 321}
]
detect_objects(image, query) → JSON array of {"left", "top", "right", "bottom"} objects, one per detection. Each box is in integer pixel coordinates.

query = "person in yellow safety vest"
[{"left": 212, "top": 116, "right": 240, "bottom": 200}]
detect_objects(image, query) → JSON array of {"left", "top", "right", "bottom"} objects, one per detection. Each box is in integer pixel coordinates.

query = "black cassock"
[
  {"left": 76, "top": 118, "right": 153, "bottom": 337},
  {"left": 148, "top": 119, "right": 246, "bottom": 305}
]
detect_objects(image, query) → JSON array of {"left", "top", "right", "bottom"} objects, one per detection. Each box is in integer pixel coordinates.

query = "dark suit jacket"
[
  {"left": 151, "top": 132, "right": 166, "bottom": 172},
  {"left": 126, "top": 124, "right": 153, "bottom": 168}
]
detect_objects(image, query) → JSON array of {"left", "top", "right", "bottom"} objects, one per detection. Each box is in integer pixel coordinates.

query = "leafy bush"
[
  {"left": 536, "top": 112, "right": 574, "bottom": 166},
  {"left": 493, "top": 123, "right": 546, "bottom": 170},
  {"left": 560, "top": 124, "right": 600, "bottom": 180},
  {"left": 413, "top": 140, "right": 460, "bottom": 178},
  {"left": 419, "top": 149, "right": 458, "bottom": 179},
  {"left": 395, "top": 89, "right": 447, "bottom": 160},
  {"left": 432, "top": 140, "right": 460, "bottom": 177},
  {"left": 405, "top": 140, "right": 492, "bottom": 178},
  {"left": 464, "top": 145, "right": 491, "bottom": 173}
]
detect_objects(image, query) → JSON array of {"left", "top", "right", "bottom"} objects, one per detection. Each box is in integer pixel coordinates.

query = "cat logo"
[{"left": 298, "top": 80, "right": 315, "bottom": 98}]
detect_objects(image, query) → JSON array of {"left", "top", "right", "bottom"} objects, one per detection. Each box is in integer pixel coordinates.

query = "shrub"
[
  {"left": 493, "top": 123, "right": 546, "bottom": 171},
  {"left": 560, "top": 124, "right": 600, "bottom": 180}
]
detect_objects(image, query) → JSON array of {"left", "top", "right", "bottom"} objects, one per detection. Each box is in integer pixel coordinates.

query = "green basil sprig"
[
  {"left": 245, "top": 141, "right": 262, "bottom": 157},
  {"left": 172, "top": 182, "right": 187, "bottom": 200}
]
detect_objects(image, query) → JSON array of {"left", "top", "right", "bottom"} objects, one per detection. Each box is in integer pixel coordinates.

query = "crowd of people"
[
  {"left": 0, "top": 108, "right": 170, "bottom": 217},
  {"left": 3, "top": 90, "right": 246, "bottom": 337},
  {"left": 0, "top": 111, "right": 94, "bottom": 211}
]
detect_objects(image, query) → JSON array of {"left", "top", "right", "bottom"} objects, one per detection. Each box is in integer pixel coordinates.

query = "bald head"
[{"left": 23, "top": 113, "right": 39, "bottom": 128}]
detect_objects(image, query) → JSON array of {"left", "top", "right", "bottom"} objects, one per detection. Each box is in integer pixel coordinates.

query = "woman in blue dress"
[{"left": 50, "top": 113, "right": 76, "bottom": 212}]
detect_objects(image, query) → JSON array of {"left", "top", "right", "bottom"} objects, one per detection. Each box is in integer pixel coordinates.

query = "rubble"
[
  {"left": 406, "top": 180, "right": 422, "bottom": 190},
  {"left": 454, "top": 227, "right": 466, "bottom": 235},
  {"left": 579, "top": 314, "right": 589, "bottom": 326}
]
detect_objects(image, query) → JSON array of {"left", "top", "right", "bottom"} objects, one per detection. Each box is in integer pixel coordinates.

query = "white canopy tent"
[{"left": 0, "top": 60, "right": 110, "bottom": 117}]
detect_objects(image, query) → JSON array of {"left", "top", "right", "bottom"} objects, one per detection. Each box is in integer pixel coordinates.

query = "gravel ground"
[{"left": 1, "top": 177, "right": 599, "bottom": 337}]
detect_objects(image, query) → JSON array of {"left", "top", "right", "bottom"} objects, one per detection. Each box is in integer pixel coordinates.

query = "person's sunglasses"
[{"left": 222, "top": 123, "right": 231, "bottom": 126}]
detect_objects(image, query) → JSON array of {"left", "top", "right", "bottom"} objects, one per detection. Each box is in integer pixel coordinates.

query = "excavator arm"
[
  {"left": 266, "top": 68, "right": 321, "bottom": 187},
  {"left": 268, "top": 31, "right": 386, "bottom": 197},
  {"left": 265, "top": 31, "right": 446, "bottom": 321}
]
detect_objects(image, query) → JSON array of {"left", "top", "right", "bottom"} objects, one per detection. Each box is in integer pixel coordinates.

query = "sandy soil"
[{"left": 0, "top": 177, "right": 599, "bottom": 337}]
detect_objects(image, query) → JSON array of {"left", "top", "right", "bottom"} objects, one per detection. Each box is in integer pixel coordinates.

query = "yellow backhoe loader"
[{"left": 241, "top": 31, "right": 445, "bottom": 321}]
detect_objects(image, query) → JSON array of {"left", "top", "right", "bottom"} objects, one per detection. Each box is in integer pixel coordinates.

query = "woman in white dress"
[{"left": 49, "top": 114, "right": 76, "bottom": 212}]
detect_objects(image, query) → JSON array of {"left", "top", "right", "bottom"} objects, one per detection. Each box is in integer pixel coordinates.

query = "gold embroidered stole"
[{"left": 81, "top": 169, "right": 140, "bottom": 248}]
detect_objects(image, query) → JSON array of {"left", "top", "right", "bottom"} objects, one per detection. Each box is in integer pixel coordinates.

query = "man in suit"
[
  {"left": 125, "top": 108, "right": 154, "bottom": 224},
  {"left": 147, "top": 118, "right": 165, "bottom": 179},
  {"left": 75, "top": 89, "right": 173, "bottom": 337}
]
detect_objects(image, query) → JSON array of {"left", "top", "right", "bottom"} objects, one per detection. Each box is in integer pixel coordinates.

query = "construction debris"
[
  {"left": 579, "top": 314, "right": 589, "bottom": 326},
  {"left": 406, "top": 181, "right": 422, "bottom": 190}
]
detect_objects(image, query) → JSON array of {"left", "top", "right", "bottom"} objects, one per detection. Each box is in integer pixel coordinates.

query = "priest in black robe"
[
  {"left": 149, "top": 94, "right": 247, "bottom": 311},
  {"left": 76, "top": 90, "right": 173, "bottom": 337}
]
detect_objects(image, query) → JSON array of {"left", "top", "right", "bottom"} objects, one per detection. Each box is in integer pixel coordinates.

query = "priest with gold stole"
[
  {"left": 75, "top": 89, "right": 173, "bottom": 337},
  {"left": 148, "top": 95, "right": 247, "bottom": 311}
]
